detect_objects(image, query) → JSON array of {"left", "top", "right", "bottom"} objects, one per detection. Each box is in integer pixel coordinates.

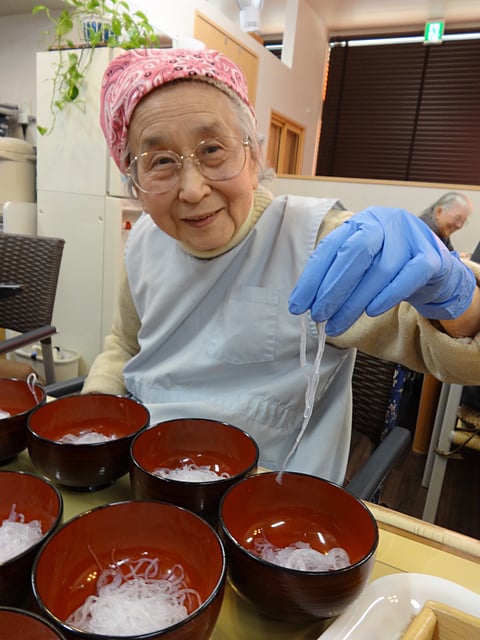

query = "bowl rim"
[
  {"left": 0, "top": 469, "right": 64, "bottom": 566},
  {"left": 26, "top": 393, "right": 150, "bottom": 445},
  {"left": 31, "top": 499, "right": 227, "bottom": 639},
  {"left": 0, "top": 377, "right": 46, "bottom": 416},
  {"left": 130, "top": 419, "right": 260, "bottom": 487},
  {"left": 0, "top": 605, "right": 67, "bottom": 638},
  {"left": 218, "top": 470, "right": 379, "bottom": 576}
]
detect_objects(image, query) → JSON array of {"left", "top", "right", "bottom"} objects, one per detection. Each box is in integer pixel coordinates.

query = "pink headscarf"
[{"left": 100, "top": 48, "right": 255, "bottom": 173}]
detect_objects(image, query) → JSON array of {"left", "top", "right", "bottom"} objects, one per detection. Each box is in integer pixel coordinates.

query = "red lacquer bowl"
[
  {"left": 219, "top": 471, "right": 378, "bottom": 623},
  {"left": 0, "top": 607, "right": 66, "bottom": 639},
  {"left": 32, "top": 500, "right": 226, "bottom": 640},
  {"left": 130, "top": 418, "right": 259, "bottom": 524},
  {"left": 27, "top": 394, "right": 149, "bottom": 490},
  {"left": 0, "top": 470, "right": 63, "bottom": 606},
  {"left": 0, "top": 377, "right": 45, "bottom": 464}
]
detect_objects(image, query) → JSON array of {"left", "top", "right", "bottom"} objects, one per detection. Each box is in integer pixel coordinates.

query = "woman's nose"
[{"left": 177, "top": 160, "right": 210, "bottom": 201}]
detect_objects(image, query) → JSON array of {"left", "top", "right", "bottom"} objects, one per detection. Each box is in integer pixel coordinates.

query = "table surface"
[{"left": 4, "top": 451, "right": 480, "bottom": 640}]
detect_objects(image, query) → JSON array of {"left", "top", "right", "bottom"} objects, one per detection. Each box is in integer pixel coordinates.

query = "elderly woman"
[
  {"left": 419, "top": 191, "right": 473, "bottom": 252},
  {"left": 84, "top": 48, "right": 480, "bottom": 484}
]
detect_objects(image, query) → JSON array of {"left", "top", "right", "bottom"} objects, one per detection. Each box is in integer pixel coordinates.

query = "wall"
[
  {"left": 2, "top": 8, "right": 480, "bottom": 248},
  {"left": 0, "top": 13, "right": 50, "bottom": 144},
  {"left": 126, "top": 0, "right": 329, "bottom": 174},
  {"left": 270, "top": 175, "right": 480, "bottom": 255},
  {"left": 0, "top": 1, "right": 328, "bottom": 172}
]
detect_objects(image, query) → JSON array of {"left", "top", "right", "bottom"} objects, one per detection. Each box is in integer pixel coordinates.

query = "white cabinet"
[
  {"left": 37, "top": 192, "right": 106, "bottom": 368},
  {"left": 37, "top": 49, "right": 111, "bottom": 195},
  {"left": 36, "top": 48, "right": 140, "bottom": 373}
]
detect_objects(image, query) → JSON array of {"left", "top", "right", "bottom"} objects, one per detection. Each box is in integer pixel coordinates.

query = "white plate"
[{"left": 319, "top": 572, "right": 480, "bottom": 640}]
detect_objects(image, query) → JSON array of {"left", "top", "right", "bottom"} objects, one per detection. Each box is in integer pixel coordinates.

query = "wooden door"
[{"left": 194, "top": 12, "right": 259, "bottom": 105}]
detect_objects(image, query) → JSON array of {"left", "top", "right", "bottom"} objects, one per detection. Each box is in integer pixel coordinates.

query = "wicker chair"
[
  {"left": 345, "top": 350, "right": 411, "bottom": 500},
  {"left": 0, "top": 232, "right": 65, "bottom": 384}
]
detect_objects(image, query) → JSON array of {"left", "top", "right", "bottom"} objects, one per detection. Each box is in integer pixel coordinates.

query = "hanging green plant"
[{"left": 33, "top": 0, "right": 159, "bottom": 135}]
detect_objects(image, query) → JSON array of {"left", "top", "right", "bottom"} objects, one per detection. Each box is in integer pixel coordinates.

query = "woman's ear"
[
  {"left": 137, "top": 190, "right": 149, "bottom": 213},
  {"left": 248, "top": 155, "right": 260, "bottom": 191}
]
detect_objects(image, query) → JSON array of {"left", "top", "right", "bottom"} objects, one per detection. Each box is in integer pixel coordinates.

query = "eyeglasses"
[{"left": 128, "top": 136, "right": 250, "bottom": 194}]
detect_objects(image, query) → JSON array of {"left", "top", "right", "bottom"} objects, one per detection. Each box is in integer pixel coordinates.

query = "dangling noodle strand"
[
  {"left": 27, "top": 372, "right": 42, "bottom": 404},
  {"left": 276, "top": 314, "right": 326, "bottom": 483}
]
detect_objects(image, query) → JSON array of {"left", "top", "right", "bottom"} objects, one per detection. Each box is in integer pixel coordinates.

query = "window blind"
[
  {"left": 317, "top": 36, "right": 480, "bottom": 186},
  {"left": 408, "top": 39, "right": 480, "bottom": 184}
]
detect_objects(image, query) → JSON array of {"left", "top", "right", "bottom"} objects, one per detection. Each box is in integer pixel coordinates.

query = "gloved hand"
[{"left": 289, "top": 207, "right": 476, "bottom": 336}]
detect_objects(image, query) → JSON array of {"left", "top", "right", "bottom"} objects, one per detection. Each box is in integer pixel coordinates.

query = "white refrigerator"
[{"left": 36, "top": 48, "right": 141, "bottom": 373}]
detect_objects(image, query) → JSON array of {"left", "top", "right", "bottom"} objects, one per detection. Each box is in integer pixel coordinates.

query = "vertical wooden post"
[{"left": 413, "top": 373, "right": 443, "bottom": 454}]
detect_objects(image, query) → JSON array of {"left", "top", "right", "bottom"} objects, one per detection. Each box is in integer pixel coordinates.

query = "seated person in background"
[
  {"left": 83, "top": 48, "right": 480, "bottom": 485},
  {"left": 419, "top": 191, "right": 473, "bottom": 253},
  {"left": 0, "top": 358, "right": 36, "bottom": 381}
]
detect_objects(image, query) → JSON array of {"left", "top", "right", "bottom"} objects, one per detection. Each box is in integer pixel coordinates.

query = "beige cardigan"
[{"left": 83, "top": 190, "right": 480, "bottom": 395}]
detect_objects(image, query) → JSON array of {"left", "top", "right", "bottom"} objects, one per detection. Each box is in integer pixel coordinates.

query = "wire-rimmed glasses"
[{"left": 128, "top": 136, "right": 250, "bottom": 194}]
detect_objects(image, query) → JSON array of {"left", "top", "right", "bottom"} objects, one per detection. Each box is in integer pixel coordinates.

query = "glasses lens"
[
  {"left": 129, "top": 137, "right": 248, "bottom": 194},
  {"left": 131, "top": 150, "right": 180, "bottom": 194},
  {"left": 195, "top": 137, "right": 247, "bottom": 181}
]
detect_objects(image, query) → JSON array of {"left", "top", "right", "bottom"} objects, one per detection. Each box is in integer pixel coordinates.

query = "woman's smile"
[{"left": 182, "top": 210, "right": 219, "bottom": 227}]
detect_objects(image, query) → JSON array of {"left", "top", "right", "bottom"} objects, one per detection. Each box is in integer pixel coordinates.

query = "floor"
[{"left": 346, "top": 430, "right": 480, "bottom": 540}]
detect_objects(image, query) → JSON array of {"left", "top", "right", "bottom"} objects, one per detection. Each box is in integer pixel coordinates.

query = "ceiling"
[
  {"left": 5, "top": 0, "right": 480, "bottom": 37},
  {"left": 214, "top": 0, "right": 480, "bottom": 36}
]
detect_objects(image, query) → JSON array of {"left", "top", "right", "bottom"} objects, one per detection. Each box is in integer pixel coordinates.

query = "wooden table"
[{"left": 5, "top": 452, "right": 480, "bottom": 640}]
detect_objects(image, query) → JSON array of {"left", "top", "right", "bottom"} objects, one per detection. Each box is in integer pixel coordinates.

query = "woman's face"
[
  {"left": 435, "top": 202, "right": 470, "bottom": 238},
  {"left": 127, "top": 82, "right": 259, "bottom": 253}
]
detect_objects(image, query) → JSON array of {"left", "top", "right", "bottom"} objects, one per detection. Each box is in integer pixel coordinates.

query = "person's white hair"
[{"left": 421, "top": 192, "right": 473, "bottom": 219}]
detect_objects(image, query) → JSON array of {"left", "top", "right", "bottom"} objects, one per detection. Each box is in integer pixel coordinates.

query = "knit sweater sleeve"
[
  {"left": 82, "top": 268, "right": 140, "bottom": 395},
  {"left": 83, "top": 203, "right": 480, "bottom": 393}
]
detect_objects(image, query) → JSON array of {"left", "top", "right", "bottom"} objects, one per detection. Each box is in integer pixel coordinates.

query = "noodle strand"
[
  {"left": 67, "top": 557, "right": 202, "bottom": 635},
  {"left": 276, "top": 314, "right": 326, "bottom": 482}
]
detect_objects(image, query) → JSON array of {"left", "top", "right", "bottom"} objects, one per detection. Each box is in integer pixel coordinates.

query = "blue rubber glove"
[{"left": 289, "top": 207, "right": 476, "bottom": 336}]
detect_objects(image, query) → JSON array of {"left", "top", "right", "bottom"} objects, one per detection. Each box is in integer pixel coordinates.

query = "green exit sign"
[{"left": 424, "top": 20, "right": 445, "bottom": 44}]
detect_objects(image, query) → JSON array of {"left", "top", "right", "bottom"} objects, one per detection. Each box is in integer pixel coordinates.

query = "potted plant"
[{"left": 33, "top": 0, "right": 159, "bottom": 134}]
